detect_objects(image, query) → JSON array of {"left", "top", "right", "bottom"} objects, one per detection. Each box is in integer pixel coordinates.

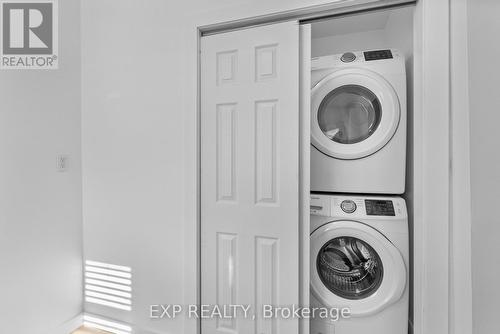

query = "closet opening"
[{"left": 307, "top": 5, "right": 416, "bottom": 333}]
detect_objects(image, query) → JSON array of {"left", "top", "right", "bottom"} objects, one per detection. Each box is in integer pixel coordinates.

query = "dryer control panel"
[
  {"left": 311, "top": 48, "right": 403, "bottom": 70},
  {"left": 364, "top": 49, "right": 393, "bottom": 61},
  {"left": 310, "top": 194, "right": 407, "bottom": 219}
]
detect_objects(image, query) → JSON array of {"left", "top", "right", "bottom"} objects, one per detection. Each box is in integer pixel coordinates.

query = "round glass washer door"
[
  {"left": 317, "top": 236, "right": 384, "bottom": 300},
  {"left": 310, "top": 221, "right": 406, "bottom": 317},
  {"left": 311, "top": 68, "right": 401, "bottom": 160}
]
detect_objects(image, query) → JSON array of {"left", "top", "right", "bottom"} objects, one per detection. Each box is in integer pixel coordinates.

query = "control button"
[
  {"left": 341, "top": 52, "right": 356, "bottom": 63},
  {"left": 341, "top": 200, "right": 357, "bottom": 214}
]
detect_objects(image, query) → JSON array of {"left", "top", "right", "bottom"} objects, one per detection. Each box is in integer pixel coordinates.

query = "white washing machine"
[
  {"left": 311, "top": 49, "right": 407, "bottom": 194},
  {"left": 310, "top": 194, "right": 409, "bottom": 334}
]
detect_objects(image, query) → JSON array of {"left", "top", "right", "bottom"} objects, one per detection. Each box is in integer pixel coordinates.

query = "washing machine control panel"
[
  {"left": 310, "top": 194, "right": 406, "bottom": 218},
  {"left": 365, "top": 199, "right": 395, "bottom": 216}
]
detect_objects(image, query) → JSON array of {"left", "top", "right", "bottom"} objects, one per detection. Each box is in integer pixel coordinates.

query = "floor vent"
[
  {"left": 83, "top": 314, "right": 132, "bottom": 334},
  {"left": 84, "top": 260, "right": 132, "bottom": 311}
]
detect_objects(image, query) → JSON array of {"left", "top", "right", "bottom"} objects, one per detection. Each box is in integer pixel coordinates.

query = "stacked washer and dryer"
[{"left": 309, "top": 49, "right": 409, "bottom": 334}]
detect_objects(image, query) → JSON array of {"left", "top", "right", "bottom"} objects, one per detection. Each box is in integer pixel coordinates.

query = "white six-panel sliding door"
[{"left": 201, "top": 21, "right": 300, "bottom": 334}]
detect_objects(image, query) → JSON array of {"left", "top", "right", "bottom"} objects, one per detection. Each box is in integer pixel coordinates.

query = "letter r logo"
[{"left": 2, "top": 2, "right": 53, "bottom": 54}]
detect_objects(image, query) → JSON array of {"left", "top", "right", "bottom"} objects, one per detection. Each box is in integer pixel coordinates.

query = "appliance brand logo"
[{"left": 0, "top": 0, "right": 58, "bottom": 69}]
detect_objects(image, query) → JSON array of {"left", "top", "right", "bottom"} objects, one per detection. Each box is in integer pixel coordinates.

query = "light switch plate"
[{"left": 56, "top": 154, "right": 68, "bottom": 172}]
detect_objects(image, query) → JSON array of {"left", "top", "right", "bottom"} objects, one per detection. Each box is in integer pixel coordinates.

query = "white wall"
[
  {"left": 81, "top": 2, "right": 186, "bottom": 331},
  {"left": 81, "top": 0, "right": 394, "bottom": 332},
  {"left": 467, "top": 1, "right": 500, "bottom": 333},
  {"left": 311, "top": 7, "right": 414, "bottom": 57},
  {"left": 0, "top": 0, "right": 82, "bottom": 333}
]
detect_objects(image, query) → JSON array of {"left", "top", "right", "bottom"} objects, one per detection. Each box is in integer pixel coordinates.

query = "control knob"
[
  {"left": 341, "top": 200, "right": 357, "bottom": 214},
  {"left": 341, "top": 52, "right": 356, "bottom": 63}
]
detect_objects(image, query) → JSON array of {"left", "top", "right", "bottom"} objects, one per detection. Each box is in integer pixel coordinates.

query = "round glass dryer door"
[
  {"left": 310, "top": 221, "right": 407, "bottom": 317},
  {"left": 311, "top": 68, "right": 401, "bottom": 160},
  {"left": 318, "top": 85, "right": 382, "bottom": 145}
]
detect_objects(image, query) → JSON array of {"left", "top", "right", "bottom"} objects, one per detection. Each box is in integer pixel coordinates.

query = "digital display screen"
[
  {"left": 365, "top": 200, "right": 395, "bottom": 216},
  {"left": 364, "top": 50, "right": 393, "bottom": 61}
]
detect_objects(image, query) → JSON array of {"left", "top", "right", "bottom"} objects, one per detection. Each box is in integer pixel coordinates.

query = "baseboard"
[
  {"left": 50, "top": 313, "right": 83, "bottom": 334},
  {"left": 135, "top": 328, "right": 168, "bottom": 334},
  {"left": 82, "top": 312, "right": 167, "bottom": 334}
]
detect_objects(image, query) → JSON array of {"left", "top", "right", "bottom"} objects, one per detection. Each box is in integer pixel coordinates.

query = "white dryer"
[
  {"left": 311, "top": 49, "right": 407, "bottom": 194},
  {"left": 310, "top": 194, "right": 409, "bottom": 334}
]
